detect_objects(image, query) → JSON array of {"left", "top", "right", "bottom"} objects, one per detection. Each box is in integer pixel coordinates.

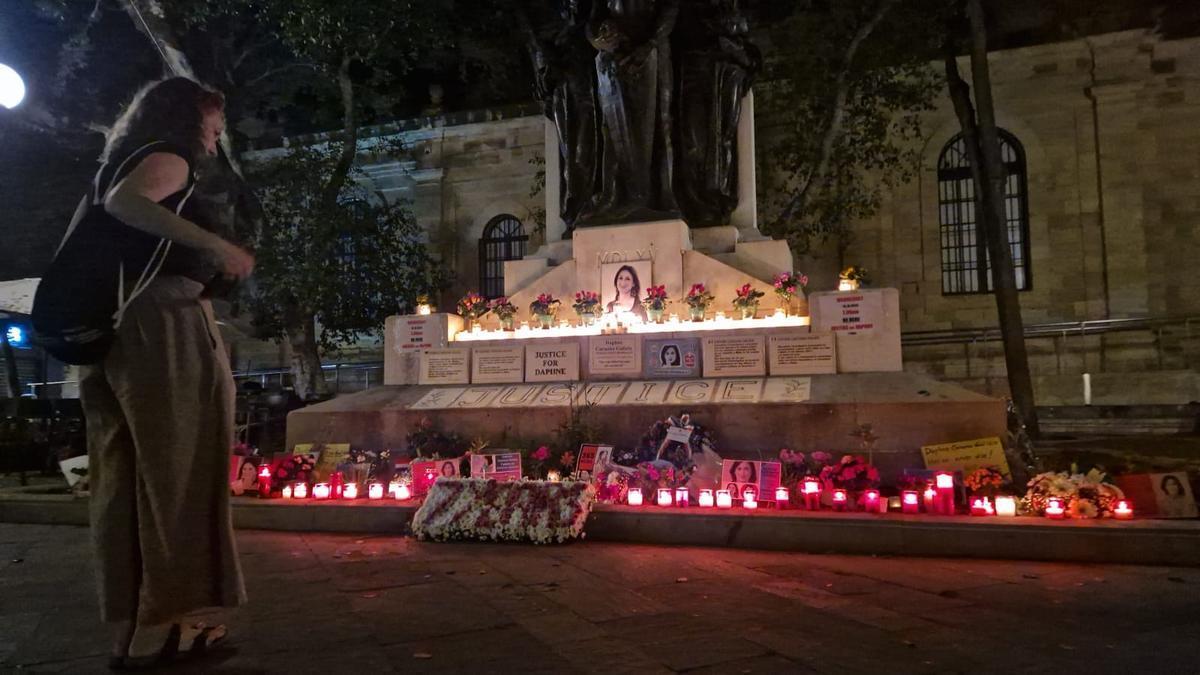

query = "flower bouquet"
[
  {"left": 572, "top": 290, "right": 602, "bottom": 325},
  {"left": 772, "top": 271, "right": 808, "bottom": 315},
  {"left": 273, "top": 453, "right": 317, "bottom": 490},
  {"left": 530, "top": 293, "right": 561, "bottom": 329},
  {"left": 642, "top": 284, "right": 669, "bottom": 322},
  {"left": 1022, "top": 467, "right": 1126, "bottom": 518},
  {"left": 412, "top": 477, "right": 596, "bottom": 543},
  {"left": 488, "top": 296, "right": 518, "bottom": 330},
  {"left": 819, "top": 454, "right": 881, "bottom": 495},
  {"left": 456, "top": 291, "right": 489, "bottom": 329},
  {"left": 731, "top": 283, "right": 765, "bottom": 319},
  {"left": 964, "top": 466, "right": 1007, "bottom": 498},
  {"left": 778, "top": 449, "right": 831, "bottom": 489},
  {"left": 683, "top": 283, "right": 714, "bottom": 321}
]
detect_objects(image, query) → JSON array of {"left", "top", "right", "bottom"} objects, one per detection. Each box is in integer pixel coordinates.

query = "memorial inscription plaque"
[
  {"left": 525, "top": 343, "right": 581, "bottom": 382},
  {"left": 768, "top": 333, "right": 836, "bottom": 375},
  {"left": 418, "top": 348, "right": 470, "bottom": 385},
  {"left": 471, "top": 346, "right": 525, "bottom": 384},
  {"left": 702, "top": 335, "right": 766, "bottom": 377}
]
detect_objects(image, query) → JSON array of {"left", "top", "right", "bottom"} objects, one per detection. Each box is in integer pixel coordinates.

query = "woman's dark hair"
[
  {"left": 102, "top": 77, "right": 225, "bottom": 164},
  {"left": 730, "top": 460, "right": 757, "bottom": 484},
  {"left": 1161, "top": 474, "right": 1185, "bottom": 494},
  {"left": 611, "top": 265, "right": 642, "bottom": 304}
]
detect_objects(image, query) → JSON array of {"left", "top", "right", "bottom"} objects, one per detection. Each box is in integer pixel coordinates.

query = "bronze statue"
[
  {"left": 674, "top": 0, "right": 760, "bottom": 227},
  {"left": 526, "top": 0, "right": 601, "bottom": 230},
  {"left": 525, "top": 0, "right": 756, "bottom": 230}
]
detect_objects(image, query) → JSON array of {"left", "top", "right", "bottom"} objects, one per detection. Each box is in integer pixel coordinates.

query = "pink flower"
[
  {"left": 786, "top": 286, "right": 796, "bottom": 294},
  {"left": 774, "top": 280, "right": 783, "bottom": 288},
  {"left": 533, "top": 446, "right": 550, "bottom": 461},
  {"left": 647, "top": 467, "right": 660, "bottom": 481},
  {"left": 841, "top": 467, "right": 857, "bottom": 481},
  {"left": 812, "top": 451, "right": 831, "bottom": 463},
  {"left": 799, "top": 275, "right": 809, "bottom": 286}
]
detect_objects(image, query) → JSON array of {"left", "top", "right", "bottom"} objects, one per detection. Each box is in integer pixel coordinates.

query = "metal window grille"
[
  {"left": 937, "top": 130, "right": 1031, "bottom": 295},
  {"left": 478, "top": 214, "right": 528, "bottom": 298}
]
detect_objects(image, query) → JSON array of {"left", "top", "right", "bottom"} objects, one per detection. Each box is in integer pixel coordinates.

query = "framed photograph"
[
  {"left": 1116, "top": 472, "right": 1198, "bottom": 519},
  {"left": 229, "top": 455, "right": 261, "bottom": 496},
  {"left": 721, "top": 459, "right": 783, "bottom": 502},
  {"left": 599, "top": 260, "right": 652, "bottom": 321}
]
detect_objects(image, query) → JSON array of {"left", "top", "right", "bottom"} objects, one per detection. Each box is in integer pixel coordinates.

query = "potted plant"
[
  {"left": 572, "top": 290, "right": 602, "bottom": 325},
  {"left": 684, "top": 283, "right": 714, "bottom": 321},
  {"left": 772, "top": 271, "right": 808, "bottom": 316},
  {"left": 731, "top": 283, "right": 765, "bottom": 319},
  {"left": 456, "top": 291, "right": 488, "bottom": 330},
  {"left": 964, "top": 466, "right": 1006, "bottom": 499},
  {"left": 642, "top": 284, "right": 669, "bottom": 323},
  {"left": 529, "top": 293, "right": 561, "bottom": 329},
  {"left": 488, "top": 296, "right": 517, "bottom": 331}
]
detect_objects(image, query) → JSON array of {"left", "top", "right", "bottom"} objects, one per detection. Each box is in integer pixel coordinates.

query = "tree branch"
[
  {"left": 773, "top": 0, "right": 897, "bottom": 230},
  {"left": 319, "top": 53, "right": 358, "bottom": 211},
  {"left": 245, "top": 63, "right": 319, "bottom": 87}
]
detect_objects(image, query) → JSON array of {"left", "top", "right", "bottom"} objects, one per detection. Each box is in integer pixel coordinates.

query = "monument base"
[{"left": 286, "top": 372, "right": 1005, "bottom": 480}]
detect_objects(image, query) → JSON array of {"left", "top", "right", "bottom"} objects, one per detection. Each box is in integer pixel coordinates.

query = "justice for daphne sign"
[{"left": 524, "top": 343, "right": 581, "bottom": 382}]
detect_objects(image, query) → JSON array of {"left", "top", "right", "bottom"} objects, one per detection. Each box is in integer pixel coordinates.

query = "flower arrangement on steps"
[
  {"left": 529, "top": 293, "right": 561, "bottom": 329},
  {"left": 572, "top": 290, "right": 601, "bottom": 325},
  {"left": 642, "top": 284, "right": 669, "bottom": 323},
  {"left": 488, "top": 296, "right": 517, "bottom": 330},
  {"left": 772, "top": 271, "right": 808, "bottom": 316},
  {"left": 684, "top": 283, "right": 714, "bottom": 321},
  {"left": 456, "top": 291, "right": 488, "bottom": 330},
  {"left": 412, "top": 478, "right": 596, "bottom": 543},
  {"left": 731, "top": 283, "right": 764, "bottom": 319}
]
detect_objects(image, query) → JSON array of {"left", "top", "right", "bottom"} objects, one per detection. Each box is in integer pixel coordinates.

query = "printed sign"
[
  {"left": 721, "top": 460, "right": 783, "bottom": 502},
  {"left": 395, "top": 315, "right": 441, "bottom": 350},
  {"left": 470, "top": 452, "right": 523, "bottom": 481},
  {"left": 410, "top": 460, "right": 440, "bottom": 495},
  {"left": 418, "top": 348, "right": 470, "bottom": 385},
  {"left": 643, "top": 337, "right": 701, "bottom": 379},
  {"left": 819, "top": 292, "right": 882, "bottom": 334},
  {"left": 920, "top": 437, "right": 1012, "bottom": 479},
  {"left": 59, "top": 455, "right": 89, "bottom": 489},
  {"left": 525, "top": 343, "right": 581, "bottom": 382},
  {"left": 768, "top": 333, "right": 836, "bottom": 375},
  {"left": 588, "top": 335, "right": 642, "bottom": 376},
  {"left": 471, "top": 346, "right": 525, "bottom": 384},
  {"left": 576, "top": 444, "right": 613, "bottom": 475},
  {"left": 702, "top": 335, "right": 767, "bottom": 377}
]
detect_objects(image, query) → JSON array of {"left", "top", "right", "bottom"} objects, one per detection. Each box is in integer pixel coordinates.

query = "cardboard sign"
[
  {"left": 470, "top": 452, "right": 523, "bottom": 481},
  {"left": 59, "top": 455, "right": 89, "bottom": 488},
  {"left": 721, "top": 460, "right": 783, "bottom": 502},
  {"left": 920, "top": 437, "right": 1012, "bottom": 479},
  {"left": 309, "top": 443, "right": 351, "bottom": 482},
  {"left": 576, "top": 444, "right": 613, "bottom": 474}
]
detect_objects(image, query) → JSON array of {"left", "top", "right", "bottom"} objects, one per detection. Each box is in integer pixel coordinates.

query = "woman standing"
[
  {"left": 74, "top": 77, "right": 254, "bottom": 668},
  {"left": 604, "top": 264, "right": 649, "bottom": 321}
]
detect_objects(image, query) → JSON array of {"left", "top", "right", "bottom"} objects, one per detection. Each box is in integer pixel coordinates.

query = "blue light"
[{"left": 5, "top": 325, "right": 25, "bottom": 347}]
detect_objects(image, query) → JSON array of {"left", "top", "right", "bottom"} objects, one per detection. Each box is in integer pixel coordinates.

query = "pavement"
[{"left": 2, "top": 524, "right": 1199, "bottom": 674}]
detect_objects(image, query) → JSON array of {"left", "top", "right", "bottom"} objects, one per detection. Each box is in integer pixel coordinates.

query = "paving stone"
[{"left": 383, "top": 624, "right": 568, "bottom": 674}]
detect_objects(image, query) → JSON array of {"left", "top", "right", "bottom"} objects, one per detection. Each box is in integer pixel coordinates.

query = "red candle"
[
  {"left": 863, "top": 489, "right": 880, "bottom": 513},
  {"left": 935, "top": 473, "right": 955, "bottom": 515},
  {"left": 331, "top": 472, "right": 344, "bottom": 499},
  {"left": 832, "top": 489, "right": 848, "bottom": 510},
  {"left": 775, "top": 486, "right": 790, "bottom": 509},
  {"left": 923, "top": 487, "right": 936, "bottom": 513},
  {"left": 969, "top": 497, "right": 994, "bottom": 516},
  {"left": 902, "top": 490, "right": 920, "bottom": 514},
  {"left": 802, "top": 478, "right": 821, "bottom": 510},
  {"left": 257, "top": 464, "right": 272, "bottom": 497},
  {"left": 627, "top": 488, "right": 644, "bottom": 506},
  {"left": 1114, "top": 500, "right": 1133, "bottom": 520},
  {"left": 1045, "top": 497, "right": 1065, "bottom": 519}
]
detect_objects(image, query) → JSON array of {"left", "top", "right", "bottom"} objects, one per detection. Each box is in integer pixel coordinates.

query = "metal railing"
[{"left": 231, "top": 361, "right": 384, "bottom": 393}]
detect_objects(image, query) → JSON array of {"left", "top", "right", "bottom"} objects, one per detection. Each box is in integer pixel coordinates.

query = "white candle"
[
  {"left": 995, "top": 495, "right": 1017, "bottom": 517},
  {"left": 698, "top": 489, "right": 714, "bottom": 508},
  {"left": 294, "top": 483, "right": 308, "bottom": 499},
  {"left": 342, "top": 483, "right": 358, "bottom": 499},
  {"left": 716, "top": 489, "right": 732, "bottom": 509},
  {"left": 657, "top": 488, "right": 672, "bottom": 507},
  {"left": 281, "top": 485, "right": 293, "bottom": 499},
  {"left": 627, "top": 488, "right": 643, "bottom": 506},
  {"left": 397, "top": 484, "right": 411, "bottom": 500},
  {"left": 368, "top": 483, "right": 384, "bottom": 500}
]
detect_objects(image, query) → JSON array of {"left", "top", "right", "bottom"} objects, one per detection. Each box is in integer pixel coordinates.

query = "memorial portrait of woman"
[
  {"left": 1156, "top": 473, "right": 1198, "bottom": 518},
  {"left": 229, "top": 457, "right": 259, "bottom": 496},
  {"left": 440, "top": 461, "right": 459, "bottom": 478},
  {"left": 660, "top": 344, "right": 681, "bottom": 367},
  {"left": 602, "top": 262, "right": 650, "bottom": 321}
]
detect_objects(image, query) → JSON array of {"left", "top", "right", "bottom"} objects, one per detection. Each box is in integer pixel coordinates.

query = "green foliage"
[
  {"left": 247, "top": 139, "right": 448, "bottom": 352},
  {"left": 759, "top": 0, "right": 947, "bottom": 255}
]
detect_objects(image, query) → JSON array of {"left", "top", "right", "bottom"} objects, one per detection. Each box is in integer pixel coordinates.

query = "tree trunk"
[
  {"left": 943, "top": 0, "right": 1039, "bottom": 437},
  {"left": 287, "top": 316, "right": 328, "bottom": 401}
]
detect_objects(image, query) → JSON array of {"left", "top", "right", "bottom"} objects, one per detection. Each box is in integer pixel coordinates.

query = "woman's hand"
[{"left": 209, "top": 239, "right": 255, "bottom": 279}]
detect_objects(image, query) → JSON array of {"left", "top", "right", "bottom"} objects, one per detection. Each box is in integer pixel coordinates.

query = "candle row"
[{"left": 280, "top": 481, "right": 413, "bottom": 501}]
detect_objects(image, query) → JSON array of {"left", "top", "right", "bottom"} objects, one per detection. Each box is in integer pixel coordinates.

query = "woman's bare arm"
[{"left": 104, "top": 152, "right": 253, "bottom": 278}]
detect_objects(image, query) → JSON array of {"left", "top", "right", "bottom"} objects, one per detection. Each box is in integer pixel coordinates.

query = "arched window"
[
  {"left": 937, "top": 129, "right": 1031, "bottom": 295},
  {"left": 478, "top": 214, "right": 528, "bottom": 298}
]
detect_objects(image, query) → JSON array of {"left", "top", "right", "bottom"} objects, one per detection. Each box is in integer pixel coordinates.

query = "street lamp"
[{"left": 0, "top": 63, "right": 26, "bottom": 110}]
